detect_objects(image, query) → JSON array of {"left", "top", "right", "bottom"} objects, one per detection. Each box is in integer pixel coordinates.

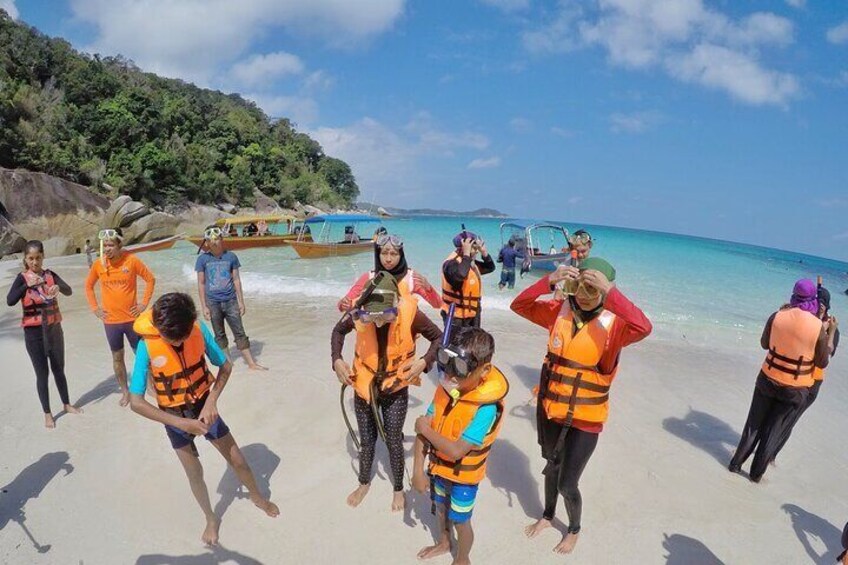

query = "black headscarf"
[{"left": 373, "top": 241, "right": 408, "bottom": 280}]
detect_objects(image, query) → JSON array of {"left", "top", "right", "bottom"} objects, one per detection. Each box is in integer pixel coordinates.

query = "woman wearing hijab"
[
  {"left": 729, "top": 279, "right": 831, "bottom": 482},
  {"left": 336, "top": 234, "right": 442, "bottom": 312}
]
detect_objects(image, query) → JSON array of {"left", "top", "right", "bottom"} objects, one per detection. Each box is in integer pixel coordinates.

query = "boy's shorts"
[
  {"left": 431, "top": 475, "right": 479, "bottom": 524},
  {"left": 163, "top": 394, "right": 230, "bottom": 453},
  {"left": 104, "top": 321, "right": 140, "bottom": 352}
]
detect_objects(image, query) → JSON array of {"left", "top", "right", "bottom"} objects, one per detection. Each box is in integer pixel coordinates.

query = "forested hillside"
[{"left": 0, "top": 10, "right": 358, "bottom": 208}]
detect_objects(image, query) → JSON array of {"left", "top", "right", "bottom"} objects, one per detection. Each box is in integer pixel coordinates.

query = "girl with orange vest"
[
  {"left": 511, "top": 258, "right": 651, "bottom": 555},
  {"left": 412, "top": 327, "right": 508, "bottom": 564},
  {"left": 6, "top": 240, "right": 82, "bottom": 428},
  {"left": 332, "top": 272, "right": 442, "bottom": 512},
  {"left": 128, "top": 293, "right": 279, "bottom": 545},
  {"left": 729, "top": 279, "right": 832, "bottom": 482},
  {"left": 336, "top": 234, "right": 442, "bottom": 311},
  {"left": 440, "top": 230, "right": 495, "bottom": 329}
]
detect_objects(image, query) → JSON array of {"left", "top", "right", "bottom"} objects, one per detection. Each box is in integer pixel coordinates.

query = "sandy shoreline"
[{"left": 1, "top": 254, "right": 847, "bottom": 564}]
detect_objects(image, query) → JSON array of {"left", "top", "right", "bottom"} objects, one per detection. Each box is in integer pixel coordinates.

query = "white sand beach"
[{"left": 1, "top": 254, "right": 847, "bottom": 564}]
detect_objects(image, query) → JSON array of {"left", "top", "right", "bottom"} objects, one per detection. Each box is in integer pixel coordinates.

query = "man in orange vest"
[
  {"left": 441, "top": 229, "right": 495, "bottom": 329},
  {"left": 129, "top": 293, "right": 278, "bottom": 545},
  {"left": 511, "top": 257, "right": 651, "bottom": 555},
  {"left": 412, "top": 327, "right": 508, "bottom": 565},
  {"left": 729, "top": 279, "right": 832, "bottom": 482}
]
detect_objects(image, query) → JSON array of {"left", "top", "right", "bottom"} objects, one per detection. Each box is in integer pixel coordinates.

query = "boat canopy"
[
  {"left": 501, "top": 220, "right": 568, "bottom": 232},
  {"left": 215, "top": 214, "right": 297, "bottom": 226},
  {"left": 305, "top": 214, "right": 382, "bottom": 224}
]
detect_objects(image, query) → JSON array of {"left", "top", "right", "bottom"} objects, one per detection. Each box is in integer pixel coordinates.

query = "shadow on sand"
[
  {"left": 662, "top": 409, "right": 740, "bottom": 467},
  {"left": 136, "top": 545, "right": 262, "bottom": 565},
  {"left": 662, "top": 533, "right": 723, "bottom": 564},
  {"left": 0, "top": 452, "right": 74, "bottom": 554},
  {"left": 486, "top": 439, "right": 543, "bottom": 519},
  {"left": 214, "top": 444, "right": 280, "bottom": 519},
  {"left": 75, "top": 375, "right": 121, "bottom": 409},
  {"left": 783, "top": 503, "right": 844, "bottom": 564}
]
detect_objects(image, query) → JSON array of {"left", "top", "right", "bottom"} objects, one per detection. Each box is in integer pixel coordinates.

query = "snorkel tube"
[{"left": 100, "top": 238, "right": 105, "bottom": 267}]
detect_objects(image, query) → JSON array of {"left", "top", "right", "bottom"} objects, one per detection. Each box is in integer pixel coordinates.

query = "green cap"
[
  {"left": 578, "top": 257, "right": 616, "bottom": 282},
  {"left": 360, "top": 271, "right": 399, "bottom": 313}
]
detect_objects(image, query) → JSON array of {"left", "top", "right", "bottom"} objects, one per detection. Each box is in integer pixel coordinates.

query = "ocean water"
[{"left": 136, "top": 216, "right": 848, "bottom": 353}]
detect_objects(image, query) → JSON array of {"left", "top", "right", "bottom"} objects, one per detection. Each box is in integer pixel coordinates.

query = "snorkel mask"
[
  {"left": 351, "top": 271, "right": 399, "bottom": 326},
  {"left": 204, "top": 226, "right": 224, "bottom": 240},
  {"left": 437, "top": 344, "right": 479, "bottom": 401},
  {"left": 98, "top": 228, "right": 123, "bottom": 266}
]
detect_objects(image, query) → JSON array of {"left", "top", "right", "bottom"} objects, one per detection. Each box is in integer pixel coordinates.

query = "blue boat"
[{"left": 500, "top": 221, "right": 572, "bottom": 272}]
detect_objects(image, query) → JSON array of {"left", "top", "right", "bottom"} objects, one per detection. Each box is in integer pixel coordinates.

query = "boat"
[
  {"left": 289, "top": 214, "right": 382, "bottom": 259},
  {"left": 186, "top": 215, "right": 305, "bottom": 250},
  {"left": 125, "top": 234, "right": 183, "bottom": 253},
  {"left": 500, "top": 221, "right": 571, "bottom": 272}
]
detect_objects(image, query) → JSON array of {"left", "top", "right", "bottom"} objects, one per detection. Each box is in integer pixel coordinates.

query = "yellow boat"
[
  {"left": 289, "top": 214, "right": 382, "bottom": 259},
  {"left": 186, "top": 214, "right": 308, "bottom": 250}
]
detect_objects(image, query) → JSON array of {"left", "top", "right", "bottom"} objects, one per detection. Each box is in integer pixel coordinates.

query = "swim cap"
[
  {"left": 578, "top": 257, "right": 616, "bottom": 282},
  {"left": 453, "top": 231, "right": 479, "bottom": 248}
]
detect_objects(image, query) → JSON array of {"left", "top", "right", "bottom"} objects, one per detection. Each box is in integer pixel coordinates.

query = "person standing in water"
[
  {"left": 6, "top": 240, "right": 82, "bottom": 428},
  {"left": 337, "top": 233, "right": 441, "bottom": 312},
  {"left": 129, "top": 292, "right": 278, "bottom": 545},
  {"left": 441, "top": 229, "right": 495, "bottom": 329},
  {"left": 728, "top": 279, "right": 831, "bottom": 482},
  {"left": 497, "top": 238, "right": 522, "bottom": 290},
  {"left": 85, "top": 228, "right": 156, "bottom": 407},
  {"left": 195, "top": 226, "right": 266, "bottom": 370},
  {"left": 331, "top": 273, "right": 442, "bottom": 511},
  {"left": 511, "top": 258, "right": 651, "bottom": 555}
]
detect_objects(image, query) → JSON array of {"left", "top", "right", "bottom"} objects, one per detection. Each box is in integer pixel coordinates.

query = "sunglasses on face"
[
  {"left": 376, "top": 234, "right": 403, "bottom": 248},
  {"left": 437, "top": 346, "right": 479, "bottom": 379},
  {"left": 352, "top": 307, "right": 398, "bottom": 324},
  {"left": 98, "top": 229, "right": 123, "bottom": 241},
  {"left": 204, "top": 227, "right": 224, "bottom": 239}
]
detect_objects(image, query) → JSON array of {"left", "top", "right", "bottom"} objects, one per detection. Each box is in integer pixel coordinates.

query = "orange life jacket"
[
  {"left": 352, "top": 295, "right": 420, "bottom": 402},
  {"left": 541, "top": 301, "right": 617, "bottom": 425},
  {"left": 812, "top": 367, "right": 825, "bottom": 381},
  {"left": 441, "top": 252, "right": 481, "bottom": 319},
  {"left": 761, "top": 308, "right": 822, "bottom": 388},
  {"left": 428, "top": 365, "right": 509, "bottom": 485},
  {"left": 21, "top": 270, "right": 62, "bottom": 327},
  {"left": 134, "top": 311, "right": 214, "bottom": 409}
]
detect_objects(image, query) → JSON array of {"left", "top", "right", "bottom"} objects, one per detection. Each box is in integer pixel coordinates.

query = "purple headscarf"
[{"left": 790, "top": 279, "right": 819, "bottom": 314}]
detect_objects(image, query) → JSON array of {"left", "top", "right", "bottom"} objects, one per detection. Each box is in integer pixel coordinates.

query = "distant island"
[{"left": 356, "top": 202, "right": 507, "bottom": 218}]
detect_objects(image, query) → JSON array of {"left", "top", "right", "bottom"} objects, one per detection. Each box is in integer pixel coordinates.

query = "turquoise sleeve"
[
  {"left": 460, "top": 404, "right": 498, "bottom": 447},
  {"left": 200, "top": 322, "right": 227, "bottom": 366},
  {"left": 129, "top": 341, "right": 150, "bottom": 396},
  {"left": 426, "top": 402, "right": 434, "bottom": 417}
]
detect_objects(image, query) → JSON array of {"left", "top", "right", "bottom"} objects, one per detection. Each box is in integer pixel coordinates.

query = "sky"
[{"left": 5, "top": 0, "right": 848, "bottom": 260}]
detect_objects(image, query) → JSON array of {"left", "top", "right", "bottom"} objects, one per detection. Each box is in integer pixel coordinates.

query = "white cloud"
[
  {"left": 0, "top": 0, "right": 17, "bottom": 19},
  {"left": 68, "top": 0, "right": 405, "bottom": 84},
  {"left": 480, "top": 0, "right": 530, "bottom": 13},
  {"left": 567, "top": 196, "right": 583, "bottom": 205},
  {"left": 303, "top": 70, "right": 335, "bottom": 92},
  {"left": 524, "top": 0, "right": 799, "bottom": 106},
  {"left": 833, "top": 231, "right": 848, "bottom": 241},
  {"left": 405, "top": 112, "right": 489, "bottom": 153},
  {"left": 245, "top": 93, "right": 318, "bottom": 125},
  {"left": 230, "top": 52, "right": 304, "bottom": 88},
  {"left": 609, "top": 111, "right": 662, "bottom": 134},
  {"left": 467, "top": 156, "right": 501, "bottom": 169},
  {"left": 785, "top": 0, "right": 805, "bottom": 8},
  {"left": 550, "top": 126, "right": 576, "bottom": 138},
  {"left": 827, "top": 21, "right": 848, "bottom": 45},
  {"left": 510, "top": 117, "right": 532, "bottom": 133}
]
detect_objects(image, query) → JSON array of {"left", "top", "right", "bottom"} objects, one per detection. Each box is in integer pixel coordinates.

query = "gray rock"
[
  {"left": 103, "top": 195, "right": 132, "bottom": 228},
  {"left": 253, "top": 188, "right": 281, "bottom": 214},
  {"left": 0, "top": 215, "right": 26, "bottom": 256},
  {"left": 123, "top": 212, "right": 180, "bottom": 244},
  {"left": 41, "top": 236, "right": 76, "bottom": 258},
  {"left": 217, "top": 203, "right": 238, "bottom": 214},
  {"left": 116, "top": 200, "right": 150, "bottom": 227}
]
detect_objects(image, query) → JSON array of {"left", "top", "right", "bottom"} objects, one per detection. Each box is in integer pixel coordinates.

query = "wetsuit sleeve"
[
  {"left": 476, "top": 253, "right": 496, "bottom": 275},
  {"left": 49, "top": 271, "right": 72, "bottom": 296},
  {"left": 760, "top": 313, "right": 776, "bottom": 350},
  {"left": 340, "top": 273, "right": 370, "bottom": 311},
  {"left": 200, "top": 322, "right": 227, "bottom": 367},
  {"left": 814, "top": 329, "right": 830, "bottom": 369},
  {"left": 331, "top": 316, "right": 355, "bottom": 365},
  {"left": 6, "top": 273, "right": 27, "bottom": 306},
  {"left": 510, "top": 274, "right": 561, "bottom": 330},
  {"left": 416, "top": 281, "right": 444, "bottom": 309},
  {"left": 833, "top": 328, "right": 840, "bottom": 356},
  {"left": 460, "top": 404, "right": 498, "bottom": 447},
  {"left": 603, "top": 287, "right": 652, "bottom": 347},
  {"left": 426, "top": 402, "right": 435, "bottom": 417},
  {"left": 85, "top": 263, "right": 101, "bottom": 311},
  {"left": 135, "top": 257, "right": 156, "bottom": 308},
  {"left": 412, "top": 310, "right": 443, "bottom": 371},
  {"left": 443, "top": 256, "right": 473, "bottom": 290},
  {"left": 129, "top": 341, "right": 150, "bottom": 396}
]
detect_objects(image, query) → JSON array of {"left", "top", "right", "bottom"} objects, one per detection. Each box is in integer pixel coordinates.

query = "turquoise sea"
[{"left": 138, "top": 216, "right": 848, "bottom": 353}]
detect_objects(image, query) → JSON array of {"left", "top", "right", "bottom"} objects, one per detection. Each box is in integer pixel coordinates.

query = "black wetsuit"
[
  {"left": 441, "top": 253, "right": 495, "bottom": 329},
  {"left": 7, "top": 271, "right": 73, "bottom": 413}
]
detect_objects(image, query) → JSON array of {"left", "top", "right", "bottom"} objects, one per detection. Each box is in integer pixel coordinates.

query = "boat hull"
[
  {"left": 289, "top": 240, "right": 374, "bottom": 259},
  {"left": 186, "top": 234, "right": 304, "bottom": 250},
  {"left": 125, "top": 236, "right": 181, "bottom": 253}
]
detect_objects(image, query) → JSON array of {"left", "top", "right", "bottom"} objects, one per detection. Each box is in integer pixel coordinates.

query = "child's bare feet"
[
  {"left": 391, "top": 491, "right": 405, "bottom": 512},
  {"left": 553, "top": 532, "right": 579, "bottom": 554},
  {"left": 64, "top": 404, "right": 83, "bottom": 415},
  {"left": 347, "top": 484, "right": 370, "bottom": 508},
  {"left": 44, "top": 413, "right": 55, "bottom": 429},
  {"left": 248, "top": 363, "right": 268, "bottom": 371},
  {"left": 119, "top": 391, "right": 130, "bottom": 407},
  {"left": 451, "top": 559, "right": 471, "bottom": 565},
  {"left": 201, "top": 516, "right": 220, "bottom": 546},
  {"left": 417, "top": 539, "right": 450, "bottom": 560},
  {"left": 525, "top": 518, "right": 552, "bottom": 539},
  {"left": 251, "top": 495, "right": 279, "bottom": 517}
]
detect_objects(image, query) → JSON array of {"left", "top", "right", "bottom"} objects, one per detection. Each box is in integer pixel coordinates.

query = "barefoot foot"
[
  {"left": 525, "top": 518, "right": 552, "bottom": 539},
  {"left": 417, "top": 539, "right": 450, "bottom": 561},
  {"left": 248, "top": 364, "right": 268, "bottom": 371},
  {"left": 64, "top": 404, "right": 83, "bottom": 415},
  {"left": 391, "top": 491, "right": 405, "bottom": 512},
  {"left": 553, "top": 532, "right": 579, "bottom": 554},
  {"left": 251, "top": 496, "right": 280, "bottom": 517},
  {"left": 119, "top": 391, "right": 130, "bottom": 407},
  {"left": 44, "top": 413, "right": 56, "bottom": 429},
  {"left": 347, "top": 484, "right": 370, "bottom": 508},
  {"left": 201, "top": 516, "right": 220, "bottom": 546}
]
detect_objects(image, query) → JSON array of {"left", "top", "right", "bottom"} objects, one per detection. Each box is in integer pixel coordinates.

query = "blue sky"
[{"left": 5, "top": 0, "right": 848, "bottom": 260}]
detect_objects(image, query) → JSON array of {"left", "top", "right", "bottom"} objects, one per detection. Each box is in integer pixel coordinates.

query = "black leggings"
[
  {"left": 24, "top": 324, "right": 70, "bottom": 413},
  {"left": 773, "top": 380, "right": 822, "bottom": 459},
  {"left": 542, "top": 425, "right": 599, "bottom": 534},
  {"left": 354, "top": 387, "right": 408, "bottom": 491}
]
